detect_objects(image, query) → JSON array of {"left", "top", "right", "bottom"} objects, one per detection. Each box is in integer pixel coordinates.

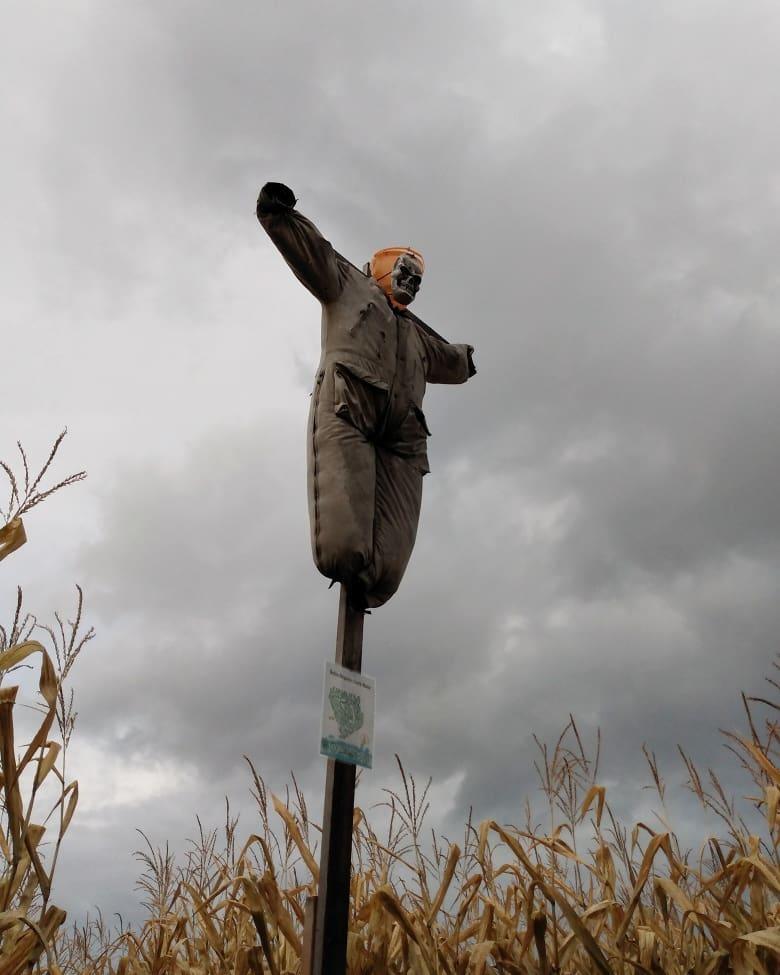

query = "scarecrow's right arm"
[{"left": 256, "top": 182, "right": 343, "bottom": 303}]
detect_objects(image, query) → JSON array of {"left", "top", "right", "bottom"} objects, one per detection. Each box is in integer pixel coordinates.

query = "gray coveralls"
[{"left": 257, "top": 183, "right": 475, "bottom": 608}]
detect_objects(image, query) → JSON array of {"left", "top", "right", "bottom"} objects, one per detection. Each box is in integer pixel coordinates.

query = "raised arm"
[{"left": 256, "top": 182, "right": 344, "bottom": 303}]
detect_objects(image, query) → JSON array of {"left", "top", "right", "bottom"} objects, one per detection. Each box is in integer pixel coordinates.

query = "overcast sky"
[{"left": 2, "top": 0, "right": 780, "bottom": 925}]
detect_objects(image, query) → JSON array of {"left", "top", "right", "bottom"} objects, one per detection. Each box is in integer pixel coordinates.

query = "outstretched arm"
[
  {"left": 421, "top": 330, "right": 476, "bottom": 385},
  {"left": 256, "top": 182, "right": 344, "bottom": 303}
]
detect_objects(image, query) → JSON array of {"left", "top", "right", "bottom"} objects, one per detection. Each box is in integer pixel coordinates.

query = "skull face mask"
[
  {"left": 369, "top": 247, "right": 425, "bottom": 307},
  {"left": 390, "top": 254, "right": 423, "bottom": 305}
]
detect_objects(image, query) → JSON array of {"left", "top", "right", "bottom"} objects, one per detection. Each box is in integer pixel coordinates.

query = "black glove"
[
  {"left": 466, "top": 345, "right": 477, "bottom": 378},
  {"left": 256, "top": 182, "right": 297, "bottom": 218}
]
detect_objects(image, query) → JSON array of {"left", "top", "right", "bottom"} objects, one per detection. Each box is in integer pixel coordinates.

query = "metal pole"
[{"left": 310, "top": 585, "right": 364, "bottom": 975}]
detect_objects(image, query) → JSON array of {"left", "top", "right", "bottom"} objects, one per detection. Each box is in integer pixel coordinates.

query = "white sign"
[{"left": 320, "top": 662, "right": 375, "bottom": 768}]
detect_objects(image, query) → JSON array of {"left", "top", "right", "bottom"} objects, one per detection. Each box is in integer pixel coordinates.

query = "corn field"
[
  {"left": 3, "top": 436, "right": 780, "bottom": 973},
  {"left": 54, "top": 699, "right": 780, "bottom": 975}
]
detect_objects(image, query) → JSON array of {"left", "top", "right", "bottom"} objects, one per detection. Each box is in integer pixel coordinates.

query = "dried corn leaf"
[
  {"left": 579, "top": 784, "right": 606, "bottom": 828},
  {"left": 736, "top": 925, "right": 780, "bottom": 953},
  {"left": 0, "top": 519, "right": 26, "bottom": 562},
  {"left": 271, "top": 794, "right": 319, "bottom": 881},
  {"left": 427, "top": 843, "right": 460, "bottom": 924}
]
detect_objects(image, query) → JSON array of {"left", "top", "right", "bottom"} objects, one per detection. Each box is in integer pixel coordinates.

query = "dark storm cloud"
[{"left": 3, "top": 0, "right": 780, "bottom": 923}]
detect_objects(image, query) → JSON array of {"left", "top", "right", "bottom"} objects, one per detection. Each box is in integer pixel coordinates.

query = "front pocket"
[
  {"left": 333, "top": 364, "right": 387, "bottom": 438},
  {"left": 412, "top": 406, "right": 431, "bottom": 437},
  {"left": 398, "top": 405, "right": 431, "bottom": 446},
  {"left": 389, "top": 405, "right": 431, "bottom": 474}
]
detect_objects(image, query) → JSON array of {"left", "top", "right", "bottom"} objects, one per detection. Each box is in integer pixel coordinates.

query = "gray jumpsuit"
[{"left": 257, "top": 183, "right": 475, "bottom": 608}]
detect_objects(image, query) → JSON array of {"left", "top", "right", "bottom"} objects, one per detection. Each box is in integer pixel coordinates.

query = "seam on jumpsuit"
[
  {"left": 365, "top": 406, "right": 388, "bottom": 599},
  {"left": 366, "top": 310, "right": 401, "bottom": 596},
  {"left": 311, "top": 372, "right": 324, "bottom": 566}
]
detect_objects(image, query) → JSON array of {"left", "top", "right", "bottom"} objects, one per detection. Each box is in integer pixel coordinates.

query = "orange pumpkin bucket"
[{"left": 369, "top": 246, "right": 425, "bottom": 300}]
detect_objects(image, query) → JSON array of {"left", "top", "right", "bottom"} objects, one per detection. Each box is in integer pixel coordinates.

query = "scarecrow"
[{"left": 257, "top": 182, "right": 475, "bottom": 608}]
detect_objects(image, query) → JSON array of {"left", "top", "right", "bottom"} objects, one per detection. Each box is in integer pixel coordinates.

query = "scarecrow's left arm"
[{"left": 421, "top": 331, "right": 476, "bottom": 385}]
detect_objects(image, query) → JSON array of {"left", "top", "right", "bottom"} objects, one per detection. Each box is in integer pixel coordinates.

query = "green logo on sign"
[{"left": 328, "top": 687, "right": 364, "bottom": 739}]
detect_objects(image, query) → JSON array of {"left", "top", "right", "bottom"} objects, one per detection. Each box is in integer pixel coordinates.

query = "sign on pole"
[{"left": 320, "top": 662, "right": 375, "bottom": 769}]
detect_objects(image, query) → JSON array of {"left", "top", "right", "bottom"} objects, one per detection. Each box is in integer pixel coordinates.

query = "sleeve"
[
  {"left": 256, "top": 182, "right": 344, "bottom": 303},
  {"left": 422, "top": 332, "right": 477, "bottom": 385}
]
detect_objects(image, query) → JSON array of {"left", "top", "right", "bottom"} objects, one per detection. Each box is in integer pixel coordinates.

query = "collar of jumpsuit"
[{"left": 369, "top": 247, "right": 425, "bottom": 309}]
